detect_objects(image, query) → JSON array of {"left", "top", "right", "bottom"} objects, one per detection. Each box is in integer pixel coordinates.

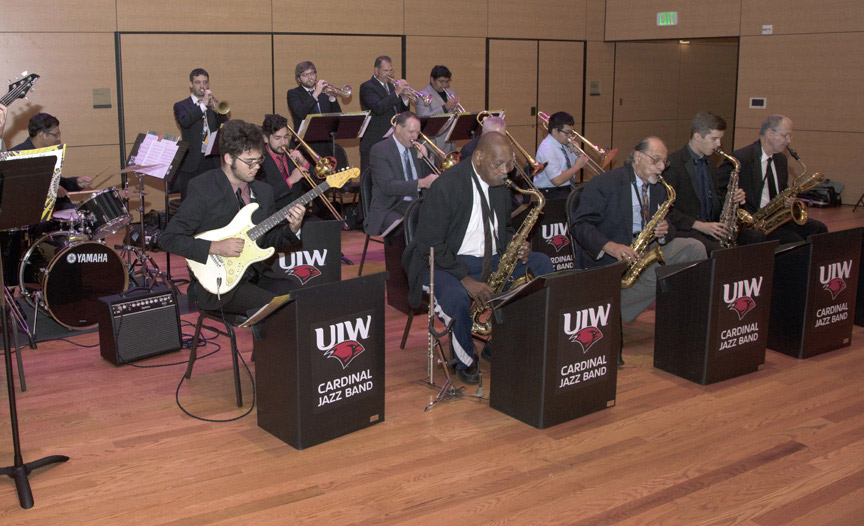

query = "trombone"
[
  {"left": 386, "top": 76, "right": 432, "bottom": 106},
  {"left": 283, "top": 124, "right": 337, "bottom": 179},
  {"left": 281, "top": 146, "right": 344, "bottom": 223},
  {"left": 477, "top": 110, "right": 545, "bottom": 192},
  {"left": 204, "top": 90, "right": 230, "bottom": 115},
  {"left": 537, "top": 111, "right": 616, "bottom": 176},
  {"left": 389, "top": 114, "right": 461, "bottom": 171},
  {"left": 323, "top": 83, "right": 352, "bottom": 98}
]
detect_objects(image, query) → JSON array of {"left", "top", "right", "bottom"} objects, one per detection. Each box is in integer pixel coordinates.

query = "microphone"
[{"left": 786, "top": 145, "right": 801, "bottom": 161}]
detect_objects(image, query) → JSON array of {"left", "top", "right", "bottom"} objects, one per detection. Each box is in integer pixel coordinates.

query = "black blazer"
[
  {"left": 286, "top": 86, "right": 342, "bottom": 131},
  {"left": 173, "top": 96, "right": 228, "bottom": 173},
  {"left": 664, "top": 145, "right": 723, "bottom": 231},
  {"left": 159, "top": 168, "right": 299, "bottom": 310},
  {"left": 359, "top": 76, "right": 409, "bottom": 154},
  {"left": 364, "top": 137, "right": 433, "bottom": 236},
  {"left": 256, "top": 153, "right": 306, "bottom": 211},
  {"left": 403, "top": 160, "right": 514, "bottom": 308},
  {"left": 570, "top": 164, "right": 676, "bottom": 270},
  {"left": 717, "top": 139, "right": 788, "bottom": 214}
]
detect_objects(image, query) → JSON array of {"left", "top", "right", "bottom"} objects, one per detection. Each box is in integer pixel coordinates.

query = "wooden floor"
[{"left": 1, "top": 206, "right": 863, "bottom": 525}]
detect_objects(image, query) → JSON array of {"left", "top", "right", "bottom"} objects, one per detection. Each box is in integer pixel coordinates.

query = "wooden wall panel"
[
  {"left": 585, "top": 0, "right": 607, "bottom": 41},
  {"left": 612, "top": 42, "right": 679, "bottom": 122},
  {"left": 404, "top": 0, "right": 488, "bottom": 37},
  {"left": 274, "top": 35, "right": 402, "bottom": 168},
  {"left": 677, "top": 42, "right": 737, "bottom": 121},
  {"left": 740, "top": 0, "right": 864, "bottom": 36},
  {"left": 584, "top": 121, "right": 613, "bottom": 174},
  {"left": 406, "top": 37, "right": 486, "bottom": 115},
  {"left": 736, "top": 33, "right": 864, "bottom": 134},
  {"left": 117, "top": 0, "right": 271, "bottom": 32},
  {"left": 273, "top": 0, "right": 404, "bottom": 35},
  {"left": 0, "top": 33, "right": 119, "bottom": 148},
  {"left": 64, "top": 145, "right": 123, "bottom": 194},
  {"left": 489, "top": 40, "right": 537, "bottom": 127},
  {"left": 584, "top": 42, "right": 615, "bottom": 125},
  {"left": 611, "top": 120, "right": 677, "bottom": 162},
  {"left": 0, "top": 0, "right": 116, "bottom": 32},
  {"left": 121, "top": 34, "right": 273, "bottom": 147},
  {"left": 489, "top": 0, "right": 587, "bottom": 40},
  {"left": 538, "top": 41, "right": 584, "bottom": 130},
  {"left": 605, "top": 0, "right": 740, "bottom": 41}
]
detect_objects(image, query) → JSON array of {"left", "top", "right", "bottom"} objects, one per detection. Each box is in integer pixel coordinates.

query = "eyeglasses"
[
  {"left": 299, "top": 71, "right": 317, "bottom": 78},
  {"left": 44, "top": 131, "right": 60, "bottom": 139},
  {"left": 640, "top": 152, "right": 669, "bottom": 168},
  {"left": 772, "top": 130, "right": 793, "bottom": 140},
  {"left": 234, "top": 156, "right": 265, "bottom": 168}
]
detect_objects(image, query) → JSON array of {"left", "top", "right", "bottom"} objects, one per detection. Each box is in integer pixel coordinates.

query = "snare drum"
[
  {"left": 76, "top": 187, "right": 132, "bottom": 240},
  {"left": 18, "top": 231, "right": 129, "bottom": 329}
]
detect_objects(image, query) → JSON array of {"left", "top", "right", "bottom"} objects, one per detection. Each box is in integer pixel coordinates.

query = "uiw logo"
[
  {"left": 563, "top": 303, "right": 610, "bottom": 354},
  {"left": 541, "top": 223, "right": 570, "bottom": 253},
  {"left": 819, "top": 260, "right": 852, "bottom": 300},
  {"left": 315, "top": 315, "right": 371, "bottom": 369},
  {"left": 280, "top": 249, "right": 327, "bottom": 284},
  {"left": 723, "top": 277, "right": 762, "bottom": 320}
]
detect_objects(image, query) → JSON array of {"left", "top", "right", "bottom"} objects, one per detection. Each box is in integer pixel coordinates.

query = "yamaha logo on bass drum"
[{"left": 66, "top": 252, "right": 109, "bottom": 264}]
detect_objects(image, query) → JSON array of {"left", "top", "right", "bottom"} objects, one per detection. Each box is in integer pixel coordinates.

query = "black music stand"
[
  {"left": 383, "top": 114, "right": 452, "bottom": 141},
  {"left": 445, "top": 110, "right": 505, "bottom": 143},
  {"left": 299, "top": 111, "right": 370, "bottom": 160},
  {"left": 0, "top": 156, "right": 69, "bottom": 509},
  {"left": 856, "top": 228, "right": 864, "bottom": 327}
]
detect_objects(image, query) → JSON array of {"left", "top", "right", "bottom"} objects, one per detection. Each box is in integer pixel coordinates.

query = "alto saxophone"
[
  {"left": 737, "top": 148, "right": 823, "bottom": 235},
  {"left": 715, "top": 148, "right": 741, "bottom": 248},
  {"left": 621, "top": 175, "right": 676, "bottom": 289},
  {"left": 470, "top": 180, "right": 545, "bottom": 336}
]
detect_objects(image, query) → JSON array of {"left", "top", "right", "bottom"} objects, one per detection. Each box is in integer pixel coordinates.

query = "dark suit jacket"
[
  {"left": 717, "top": 139, "right": 788, "bottom": 215},
  {"left": 364, "top": 137, "right": 433, "bottom": 236},
  {"left": 664, "top": 144, "right": 723, "bottom": 231},
  {"left": 359, "top": 76, "right": 409, "bottom": 154},
  {"left": 256, "top": 153, "right": 306, "bottom": 211},
  {"left": 403, "top": 160, "right": 514, "bottom": 308},
  {"left": 159, "top": 168, "right": 299, "bottom": 310},
  {"left": 460, "top": 136, "right": 480, "bottom": 160},
  {"left": 173, "top": 96, "right": 228, "bottom": 173},
  {"left": 570, "top": 164, "right": 676, "bottom": 270},
  {"left": 286, "top": 86, "right": 342, "bottom": 131},
  {"left": 10, "top": 137, "right": 80, "bottom": 209}
]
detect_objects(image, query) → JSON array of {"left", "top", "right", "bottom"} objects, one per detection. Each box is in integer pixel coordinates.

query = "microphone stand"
[{"left": 0, "top": 248, "right": 68, "bottom": 508}]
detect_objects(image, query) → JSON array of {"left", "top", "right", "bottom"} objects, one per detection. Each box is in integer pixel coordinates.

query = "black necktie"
[
  {"left": 235, "top": 187, "right": 244, "bottom": 210},
  {"left": 696, "top": 158, "right": 711, "bottom": 220},
  {"left": 471, "top": 173, "right": 494, "bottom": 282},
  {"left": 765, "top": 157, "right": 777, "bottom": 199}
]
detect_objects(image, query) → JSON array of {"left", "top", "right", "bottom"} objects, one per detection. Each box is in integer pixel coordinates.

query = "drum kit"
[{"left": 2, "top": 186, "right": 134, "bottom": 340}]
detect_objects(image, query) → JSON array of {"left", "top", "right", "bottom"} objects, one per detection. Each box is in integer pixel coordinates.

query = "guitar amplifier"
[{"left": 97, "top": 284, "right": 182, "bottom": 365}]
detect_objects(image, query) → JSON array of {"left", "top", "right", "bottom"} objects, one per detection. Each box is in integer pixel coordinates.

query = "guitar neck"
[
  {"left": 1, "top": 81, "right": 33, "bottom": 107},
  {"left": 247, "top": 181, "right": 332, "bottom": 241}
]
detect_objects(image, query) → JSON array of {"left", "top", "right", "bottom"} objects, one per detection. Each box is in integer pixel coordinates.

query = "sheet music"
[
  {"left": 135, "top": 134, "right": 178, "bottom": 179},
  {"left": 204, "top": 130, "right": 218, "bottom": 156}
]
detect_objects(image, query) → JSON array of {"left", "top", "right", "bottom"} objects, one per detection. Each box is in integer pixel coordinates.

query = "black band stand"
[{"left": 0, "top": 156, "right": 69, "bottom": 508}]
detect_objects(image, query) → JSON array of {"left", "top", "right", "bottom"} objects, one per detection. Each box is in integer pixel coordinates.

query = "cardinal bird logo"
[
  {"left": 324, "top": 340, "right": 365, "bottom": 369},
  {"left": 545, "top": 234, "right": 571, "bottom": 253},
  {"left": 823, "top": 278, "right": 846, "bottom": 300},
  {"left": 570, "top": 327, "right": 603, "bottom": 354},
  {"left": 286, "top": 264, "right": 321, "bottom": 285},
  {"left": 728, "top": 296, "right": 756, "bottom": 321}
]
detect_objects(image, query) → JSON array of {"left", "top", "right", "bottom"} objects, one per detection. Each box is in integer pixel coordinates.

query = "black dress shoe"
[
  {"left": 618, "top": 352, "right": 625, "bottom": 368},
  {"left": 457, "top": 361, "right": 480, "bottom": 384}
]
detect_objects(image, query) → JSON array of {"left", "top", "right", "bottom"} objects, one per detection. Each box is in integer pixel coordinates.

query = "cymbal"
[{"left": 116, "top": 189, "right": 148, "bottom": 197}]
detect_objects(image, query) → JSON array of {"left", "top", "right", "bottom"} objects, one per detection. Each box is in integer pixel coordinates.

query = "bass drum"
[{"left": 19, "top": 232, "right": 129, "bottom": 329}]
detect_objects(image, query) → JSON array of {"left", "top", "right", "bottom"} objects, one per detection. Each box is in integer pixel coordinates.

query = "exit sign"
[{"left": 657, "top": 11, "right": 678, "bottom": 26}]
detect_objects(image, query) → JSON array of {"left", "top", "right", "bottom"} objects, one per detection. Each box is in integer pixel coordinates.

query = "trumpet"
[
  {"left": 477, "top": 110, "right": 545, "bottom": 191},
  {"left": 204, "top": 90, "right": 230, "bottom": 115},
  {"left": 537, "top": 111, "right": 616, "bottom": 176},
  {"left": 389, "top": 114, "right": 461, "bottom": 171},
  {"left": 445, "top": 89, "right": 466, "bottom": 113},
  {"left": 323, "top": 83, "right": 352, "bottom": 98},
  {"left": 281, "top": 146, "right": 345, "bottom": 224},
  {"left": 387, "top": 77, "right": 432, "bottom": 106},
  {"left": 283, "top": 124, "right": 337, "bottom": 179}
]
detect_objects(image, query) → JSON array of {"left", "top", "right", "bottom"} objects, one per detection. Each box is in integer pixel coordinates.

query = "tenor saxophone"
[
  {"left": 621, "top": 175, "right": 675, "bottom": 289},
  {"left": 715, "top": 148, "right": 741, "bottom": 248},
  {"left": 469, "top": 180, "right": 545, "bottom": 336}
]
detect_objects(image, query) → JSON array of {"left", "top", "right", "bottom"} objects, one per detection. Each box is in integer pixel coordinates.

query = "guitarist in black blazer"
[
  {"left": 717, "top": 114, "right": 826, "bottom": 244},
  {"left": 160, "top": 120, "right": 304, "bottom": 316},
  {"left": 172, "top": 68, "right": 229, "bottom": 199},
  {"left": 664, "top": 112, "right": 766, "bottom": 253},
  {"left": 402, "top": 133, "right": 553, "bottom": 383},
  {"left": 359, "top": 55, "right": 410, "bottom": 175}
]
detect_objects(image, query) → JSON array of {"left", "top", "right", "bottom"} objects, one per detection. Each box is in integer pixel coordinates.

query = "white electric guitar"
[{"left": 187, "top": 167, "right": 359, "bottom": 295}]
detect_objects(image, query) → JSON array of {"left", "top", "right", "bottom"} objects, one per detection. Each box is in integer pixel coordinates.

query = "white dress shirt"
[
  {"left": 759, "top": 148, "right": 779, "bottom": 208},
  {"left": 458, "top": 161, "right": 499, "bottom": 257},
  {"left": 534, "top": 134, "right": 579, "bottom": 188}
]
